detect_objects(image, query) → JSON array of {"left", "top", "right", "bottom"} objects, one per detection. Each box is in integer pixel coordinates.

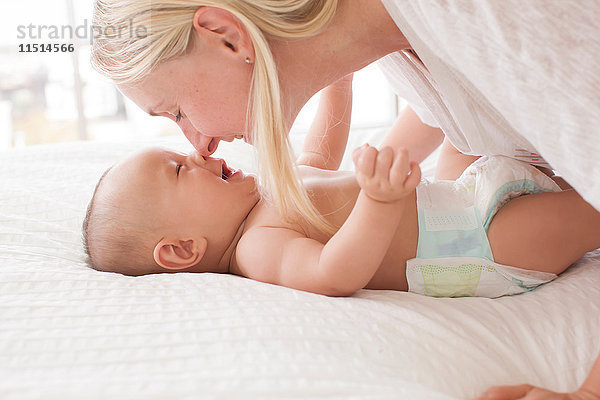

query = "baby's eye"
[
  {"left": 176, "top": 163, "right": 182, "bottom": 177},
  {"left": 175, "top": 111, "right": 183, "bottom": 123}
]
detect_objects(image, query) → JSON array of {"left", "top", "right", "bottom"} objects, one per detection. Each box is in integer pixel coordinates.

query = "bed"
[{"left": 1, "top": 130, "right": 598, "bottom": 399}]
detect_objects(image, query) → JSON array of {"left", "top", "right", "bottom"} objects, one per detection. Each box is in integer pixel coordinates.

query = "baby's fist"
[{"left": 352, "top": 144, "right": 421, "bottom": 203}]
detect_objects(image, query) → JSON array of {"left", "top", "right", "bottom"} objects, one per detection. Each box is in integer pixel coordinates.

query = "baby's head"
[{"left": 83, "top": 148, "right": 259, "bottom": 276}]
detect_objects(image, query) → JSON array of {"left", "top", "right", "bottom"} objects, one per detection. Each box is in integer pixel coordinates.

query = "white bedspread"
[{"left": 0, "top": 134, "right": 598, "bottom": 399}]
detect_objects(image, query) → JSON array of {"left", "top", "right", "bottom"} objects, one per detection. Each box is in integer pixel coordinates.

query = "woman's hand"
[
  {"left": 475, "top": 384, "right": 600, "bottom": 400},
  {"left": 352, "top": 144, "right": 421, "bottom": 203},
  {"left": 477, "top": 354, "right": 600, "bottom": 400}
]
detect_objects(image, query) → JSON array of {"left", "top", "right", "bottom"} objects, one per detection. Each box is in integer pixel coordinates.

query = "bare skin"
[
  {"left": 231, "top": 164, "right": 418, "bottom": 292},
  {"left": 228, "top": 155, "right": 600, "bottom": 295},
  {"left": 379, "top": 106, "right": 445, "bottom": 165},
  {"left": 476, "top": 353, "right": 600, "bottom": 400},
  {"left": 269, "top": 0, "right": 411, "bottom": 130},
  {"left": 119, "top": 0, "right": 410, "bottom": 155}
]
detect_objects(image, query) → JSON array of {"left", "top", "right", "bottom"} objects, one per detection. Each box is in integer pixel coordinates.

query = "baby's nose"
[{"left": 188, "top": 150, "right": 206, "bottom": 167}]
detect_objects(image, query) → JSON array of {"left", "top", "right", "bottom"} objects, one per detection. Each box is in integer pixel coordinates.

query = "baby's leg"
[
  {"left": 487, "top": 189, "right": 600, "bottom": 274},
  {"left": 434, "top": 137, "right": 480, "bottom": 180}
]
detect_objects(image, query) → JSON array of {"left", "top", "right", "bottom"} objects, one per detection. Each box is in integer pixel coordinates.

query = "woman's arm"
[
  {"left": 381, "top": 107, "right": 479, "bottom": 180},
  {"left": 581, "top": 355, "right": 600, "bottom": 399},
  {"left": 379, "top": 106, "right": 445, "bottom": 164},
  {"left": 296, "top": 74, "right": 353, "bottom": 170},
  {"left": 476, "top": 352, "right": 600, "bottom": 400}
]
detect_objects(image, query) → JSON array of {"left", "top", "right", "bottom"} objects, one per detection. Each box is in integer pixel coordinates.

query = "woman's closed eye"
[{"left": 176, "top": 163, "right": 182, "bottom": 177}]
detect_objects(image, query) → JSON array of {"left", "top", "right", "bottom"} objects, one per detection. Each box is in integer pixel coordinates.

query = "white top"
[{"left": 378, "top": 0, "right": 600, "bottom": 211}]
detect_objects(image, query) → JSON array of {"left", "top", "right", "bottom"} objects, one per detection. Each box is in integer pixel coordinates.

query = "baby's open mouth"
[{"left": 221, "top": 162, "right": 233, "bottom": 180}]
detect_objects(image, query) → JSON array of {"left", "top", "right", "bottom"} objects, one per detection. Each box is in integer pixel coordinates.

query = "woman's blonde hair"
[{"left": 91, "top": 0, "right": 339, "bottom": 234}]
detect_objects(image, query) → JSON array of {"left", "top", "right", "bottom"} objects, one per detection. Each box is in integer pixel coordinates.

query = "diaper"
[{"left": 406, "top": 156, "right": 561, "bottom": 298}]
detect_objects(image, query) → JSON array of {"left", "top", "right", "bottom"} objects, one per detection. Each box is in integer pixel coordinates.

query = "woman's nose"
[{"left": 183, "top": 127, "right": 220, "bottom": 157}]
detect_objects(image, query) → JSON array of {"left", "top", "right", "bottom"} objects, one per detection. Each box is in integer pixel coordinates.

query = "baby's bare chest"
[
  {"left": 241, "top": 167, "right": 419, "bottom": 291},
  {"left": 245, "top": 168, "right": 359, "bottom": 241}
]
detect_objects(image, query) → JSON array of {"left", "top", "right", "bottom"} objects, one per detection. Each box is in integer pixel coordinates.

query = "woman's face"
[{"left": 119, "top": 36, "right": 254, "bottom": 156}]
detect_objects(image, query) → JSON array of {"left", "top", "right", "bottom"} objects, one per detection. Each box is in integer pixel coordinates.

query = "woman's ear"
[
  {"left": 153, "top": 237, "right": 208, "bottom": 270},
  {"left": 191, "top": 6, "right": 254, "bottom": 59}
]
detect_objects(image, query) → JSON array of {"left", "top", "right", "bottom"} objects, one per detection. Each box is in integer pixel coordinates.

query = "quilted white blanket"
[{"left": 0, "top": 134, "right": 598, "bottom": 399}]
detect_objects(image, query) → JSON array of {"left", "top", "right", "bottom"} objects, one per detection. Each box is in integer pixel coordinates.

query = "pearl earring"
[{"left": 245, "top": 57, "right": 251, "bottom": 64}]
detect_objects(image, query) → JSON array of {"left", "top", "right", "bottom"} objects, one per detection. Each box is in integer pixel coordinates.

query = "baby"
[
  {"left": 82, "top": 141, "right": 600, "bottom": 297},
  {"left": 83, "top": 78, "right": 600, "bottom": 298}
]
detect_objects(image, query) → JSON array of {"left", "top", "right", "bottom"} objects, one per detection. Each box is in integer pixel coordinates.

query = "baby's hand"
[{"left": 352, "top": 144, "right": 421, "bottom": 203}]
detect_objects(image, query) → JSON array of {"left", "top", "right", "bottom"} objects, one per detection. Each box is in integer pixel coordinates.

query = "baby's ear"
[{"left": 153, "top": 237, "right": 208, "bottom": 270}]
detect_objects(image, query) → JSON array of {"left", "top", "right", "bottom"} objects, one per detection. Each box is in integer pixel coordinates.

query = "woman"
[{"left": 90, "top": 1, "right": 600, "bottom": 398}]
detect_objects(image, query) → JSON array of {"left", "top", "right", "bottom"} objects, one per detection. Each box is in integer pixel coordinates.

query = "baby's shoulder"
[
  {"left": 231, "top": 193, "right": 316, "bottom": 280},
  {"left": 243, "top": 198, "right": 300, "bottom": 232},
  {"left": 232, "top": 222, "right": 307, "bottom": 283}
]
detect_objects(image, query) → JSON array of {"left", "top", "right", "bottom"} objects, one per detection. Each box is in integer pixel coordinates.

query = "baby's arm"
[
  {"left": 237, "top": 146, "right": 421, "bottom": 296},
  {"left": 314, "top": 145, "right": 421, "bottom": 294},
  {"left": 296, "top": 74, "right": 353, "bottom": 170}
]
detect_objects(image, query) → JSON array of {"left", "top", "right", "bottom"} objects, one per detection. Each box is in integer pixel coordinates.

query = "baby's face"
[{"left": 102, "top": 147, "right": 259, "bottom": 271}]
